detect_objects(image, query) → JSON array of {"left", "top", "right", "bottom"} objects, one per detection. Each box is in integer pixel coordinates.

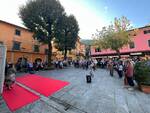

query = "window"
[
  {"left": 34, "top": 45, "right": 39, "bottom": 52},
  {"left": 143, "top": 30, "right": 150, "bottom": 34},
  {"left": 95, "top": 48, "right": 101, "bottom": 52},
  {"left": 15, "top": 29, "right": 21, "bottom": 36},
  {"left": 129, "top": 42, "right": 135, "bottom": 49},
  {"left": 12, "top": 41, "right": 21, "bottom": 50},
  {"left": 148, "top": 40, "right": 150, "bottom": 47},
  {"left": 45, "top": 49, "right": 48, "bottom": 54}
]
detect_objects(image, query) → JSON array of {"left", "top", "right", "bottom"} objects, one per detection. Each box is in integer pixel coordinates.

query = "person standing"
[
  {"left": 28, "top": 61, "right": 34, "bottom": 74},
  {"left": 5, "top": 64, "right": 16, "bottom": 90},
  {"left": 108, "top": 60, "right": 114, "bottom": 76},
  {"left": 118, "top": 61, "right": 123, "bottom": 78},
  {"left": 93, "top": 59, "right": 98, "bottom": 70},
  {"left": 125, "top": 60, "right": 135, "bottom": 90}
]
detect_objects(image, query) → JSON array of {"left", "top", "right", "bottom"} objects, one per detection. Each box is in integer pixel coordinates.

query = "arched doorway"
[{"left": 35, "top": 58, "right": 42, "bottom": 63}]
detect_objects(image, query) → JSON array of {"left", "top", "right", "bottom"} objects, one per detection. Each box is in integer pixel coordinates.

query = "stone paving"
[{"left": 0, "top": 67, "right": 150, "bottom": 113}]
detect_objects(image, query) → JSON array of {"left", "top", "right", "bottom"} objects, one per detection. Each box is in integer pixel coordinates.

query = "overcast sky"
[{"left": 0, "top": 0, "right": 150, "bottom": 39}]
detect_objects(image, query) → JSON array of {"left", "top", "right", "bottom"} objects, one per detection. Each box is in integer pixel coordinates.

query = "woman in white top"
[{"left": 118, "top": 61, "right": 123, "bottom": 78}]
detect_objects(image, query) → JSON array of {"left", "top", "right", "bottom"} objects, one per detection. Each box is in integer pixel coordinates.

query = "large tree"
[
  {"left": 94, "top": 16, "right": 137, "bottom": 58},
  {"left": 19, "top": 0, "right": 65, "bottom": 66},
  {"left": 54, "top": 14, "right": 79, "bottom": 59}
]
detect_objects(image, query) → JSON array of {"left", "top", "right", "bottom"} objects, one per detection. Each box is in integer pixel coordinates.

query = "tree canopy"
[
  {"left": 19, "top": 0, "right": 65, "bottom": 42},
  {"left": 94, "top": 16, "right": 136, "bottom": 58},
  {"left": 54, "top": 14, "right": 79, "bottom": 59},
  {"left": 19, "top": 0, "right": 65, "bottom": 65}
]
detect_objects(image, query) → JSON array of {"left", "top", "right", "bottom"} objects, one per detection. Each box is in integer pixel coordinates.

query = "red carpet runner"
[
  {"left": 16, "top": 74, "right": 69, "bottom": 97},
  {"left": 2, "top": 84, "right": 39, "bottom": 111}
]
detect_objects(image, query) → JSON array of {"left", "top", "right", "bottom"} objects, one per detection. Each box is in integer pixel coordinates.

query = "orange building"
[
  {"left": 51, "top": 37, "right": 86, "bottom": 60},
  {"left": 0, "top": 20, "right": 86, "bottom": 63},
  {"left": 0, "top": 20, "right": 48, "bottom": 63},
  {"left": 73, "top": 37, "right": 86, "bottom": 58}
]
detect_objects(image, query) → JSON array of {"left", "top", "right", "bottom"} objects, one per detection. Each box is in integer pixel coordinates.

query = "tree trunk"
[
  {"left": 64, "top": 47, "right": 67, "bottom": 60},
  {"left": 48, "top": 41, "right": 52, "bottom": 67},
  {"left": 116, "top": 49, "right": 121, "bottom": 59}
]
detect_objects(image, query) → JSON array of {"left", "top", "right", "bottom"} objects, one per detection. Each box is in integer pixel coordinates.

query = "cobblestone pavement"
[{"left": 1, "top": 67, "right": 150, "bottom": 113}]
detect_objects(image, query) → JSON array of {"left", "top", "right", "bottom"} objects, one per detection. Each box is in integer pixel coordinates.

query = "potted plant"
[{"left": 134, "top": 60, "right": 150, "bottom": 93}]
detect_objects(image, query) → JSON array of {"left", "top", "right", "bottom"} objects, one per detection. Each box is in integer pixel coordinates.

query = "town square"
[{"left": 0, "top": 0, "right": 150, "bottom": 113}]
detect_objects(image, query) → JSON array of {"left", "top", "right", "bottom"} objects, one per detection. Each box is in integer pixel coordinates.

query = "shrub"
[{"left": 134, "top": 61, "right": 150, "bottom": 85}]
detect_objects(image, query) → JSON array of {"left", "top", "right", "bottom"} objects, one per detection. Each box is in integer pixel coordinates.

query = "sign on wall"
[{"left": 0, "top": 45, "right": 6, "bottom": 94}]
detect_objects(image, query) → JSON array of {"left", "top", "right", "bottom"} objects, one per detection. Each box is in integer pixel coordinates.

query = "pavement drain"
[
  {"left": 64, "top": 104, "right": 71, "bottom": 111},
  {"left": 50, "top": 96, "right": 87, "bottom": 113},
  {"left": 50, "top": 96, "right": 72, "bottom": 110}
]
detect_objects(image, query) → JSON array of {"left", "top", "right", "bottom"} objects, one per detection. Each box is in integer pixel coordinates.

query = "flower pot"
[{"left": 140, "top": 85, "right": 150, "bottom": 94}]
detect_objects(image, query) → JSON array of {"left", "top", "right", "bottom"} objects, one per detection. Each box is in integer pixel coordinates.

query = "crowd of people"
[
  {"left": 73, "top": 59, "right": 97, "bottom": 70},
  {"left": 71, "top": 57, "right": 146, "bottom": 91},
  {"left": 54, "top": 57, "right": 145, "bottom": 91},
  {"left": 112, "top": 57, "right": 150, "bottom": 91},
  {"left": 4, "top": 56, "right": 147, "bottom": 91},
  {"left": 4, "top": 59, "right": 47, "bottom": 90},
  {"left": 15, "top": 59, "right": 46, "bottom": 73},
  {"left": 53, "top": 59, "right": 97, "bottom": 70},
  {"left": 107, "top": 59, "right": 135, "bottom": 90}
]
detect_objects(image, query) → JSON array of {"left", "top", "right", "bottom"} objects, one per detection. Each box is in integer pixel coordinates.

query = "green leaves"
[
  {"left": 134, "top": 61, "right": 150, "bottom": 85},
  {"left": 54, "top": 14, "right": 79, "bottom": 58},
  {"left": 19, "top": 0, "right": 68, "bottom": 65},
  {"left": 93, "top": 16, "right": 133, "bottom": 54},
  {"left": 19, "top": 0, "right": 80, "bottom": 61},
  {"left": 19, "top": 0, "right": 65, "bottom": 44}
]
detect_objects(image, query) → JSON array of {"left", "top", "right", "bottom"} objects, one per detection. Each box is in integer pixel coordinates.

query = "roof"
[
  {"left": 138, "top": 25, "right": 150, "bottom": 29},
  {"left": 0, "top": 20, "right": 29, "bottom": 31},
  {"left": 128, "top": 25, "right": 150, "bottom": 32}
]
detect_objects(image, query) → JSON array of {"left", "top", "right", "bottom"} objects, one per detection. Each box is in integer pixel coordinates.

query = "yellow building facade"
[
  {"left": 53, "top": 37, "right": 86, "bottom": 60},
  {"left": 0, "top": 20, "right": 86, "bottom": 63},
  {"left": 0, "top": 20, "right": 48, "bottom": 63}
]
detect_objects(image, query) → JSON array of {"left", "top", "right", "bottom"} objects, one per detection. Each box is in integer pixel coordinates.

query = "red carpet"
[
  {"left": 2, "top": 84, "right": 39, "bottom": 111},
  {"left": 16, "top": 74, "right": 69, "bottom": 97}
]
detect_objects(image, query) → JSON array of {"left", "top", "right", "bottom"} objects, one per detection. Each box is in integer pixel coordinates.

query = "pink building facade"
[{"left": 91, "top": 26, "right": 150, "bottom": 59}]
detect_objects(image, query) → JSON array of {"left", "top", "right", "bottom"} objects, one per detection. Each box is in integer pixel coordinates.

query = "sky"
[{"left": 0, "top": 0, "right": 150, "bottom": 39}]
